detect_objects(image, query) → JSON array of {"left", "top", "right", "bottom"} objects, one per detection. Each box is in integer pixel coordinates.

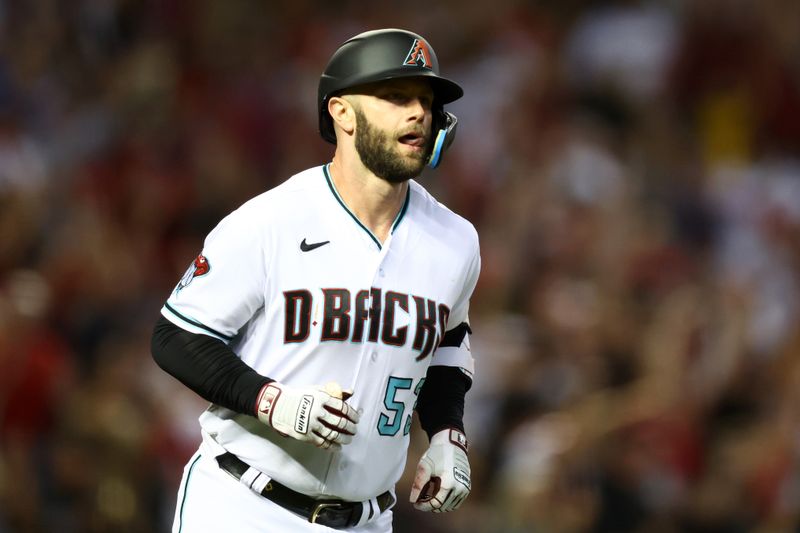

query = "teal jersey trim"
[
  {"left": 391, "top": 182, "right": 411, "bottom": 234},
  {"left": 178, "top": 454, "right": 202, "bottom": 532},
  {"left": 323, "top": 164, "right": 410, "bottom": 250},
  {"left": 164, "top": 303, "right": 234, "bottom": 341}
]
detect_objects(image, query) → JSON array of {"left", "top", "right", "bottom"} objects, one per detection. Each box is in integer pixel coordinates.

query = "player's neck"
[{"left": 328, "top": 157, "right": 408, "bottom": 244}]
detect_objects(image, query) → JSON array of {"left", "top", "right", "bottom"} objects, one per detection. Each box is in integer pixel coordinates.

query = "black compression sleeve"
[
  {"left": 415, "top": 365, "right": 472, "bottom": 440},
  {"left": 151, "top": 316, "right": 272, "bottom": 416}
]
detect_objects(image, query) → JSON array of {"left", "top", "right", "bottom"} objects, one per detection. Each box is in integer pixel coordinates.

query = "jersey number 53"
[{"left": 377, "top": 376, "right": 426, "bottom": 437}]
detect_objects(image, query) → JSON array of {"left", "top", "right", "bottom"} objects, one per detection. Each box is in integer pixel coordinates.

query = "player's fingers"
[
  {"left": 414, "top": 492, "right": 445, "bottom": 512},
  {"left": 412, "top": 490, "right": 440, "bottom": 512},
  {"left": 328, "top": 410, "right": 357, "bottom": 433},
  {"left": 320, "top": 419, "right": 356, "bottom": 439},
  {"left": 311, "top": 429, "right": 342, "bottom": 450},
  {"left": 439, "top": 486, "right": 461, "bottom": 512},
  {"left": 316, "top": 423, "right": 353, "bottom": 446},
  {"left": 314, "top": 425, "right": 335, "bottom": 442},
  {"left": 434, "top": 487, "right": 452, "bottom": 512},
  {"left": 327, "top": 397, "right": 360, "bottom": 421},
  {"left": 317, "top": 411, "right": 357, "bottom": 437},
  {"left": 413, "top": 500, "right": 435, "bottom": 512},
  {"left": 323, "top": 398, "right": 360, "bottom": 423},
  {"left": 449, "top": 492, "right": 467, "bottom": 511},
  {"left": 318, "top": 405, "right": 358, "bottom": 430},
  {"left": 317, "top": 420, "right": 356, "bottom": 445},
  {"left": 409, "top": 458, "right": 434, "bottom": 503},
  {"left": 408, "top": 457, "right": 439, "bottom": 503},
  {"left": 320, "top": 438, "right": 341, "bottom": 451},
  {"left": 317, "top": 434, "right": 332, "bottom": 449},
  {"left": 309, "top": 430, "right": 326, "bottom": 448}
]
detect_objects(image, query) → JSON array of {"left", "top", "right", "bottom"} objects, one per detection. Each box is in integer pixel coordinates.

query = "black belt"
[{"left": 216, "top": 452, "right": 395, "bottom": 529}]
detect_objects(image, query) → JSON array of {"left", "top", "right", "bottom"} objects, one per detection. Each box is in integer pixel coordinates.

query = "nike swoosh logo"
[{"left": 300, "top": 238, "right": 330, "bottom": 252}]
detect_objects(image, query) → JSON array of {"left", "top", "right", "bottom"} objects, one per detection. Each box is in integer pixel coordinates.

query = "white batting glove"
[
  {"left": 409, "top": 428, "right": 471, "bottom": 512},
  {"left": 255, "top": 382, "right": 359, "bottom": 450}
]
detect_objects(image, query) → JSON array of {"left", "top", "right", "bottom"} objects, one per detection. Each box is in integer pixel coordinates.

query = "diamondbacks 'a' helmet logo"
[
  {"left": 176, "top": 254, "right": 210, "bottom": 292},
  {"left": 403, "top": 39, "right": 433, "bottom": 69}
]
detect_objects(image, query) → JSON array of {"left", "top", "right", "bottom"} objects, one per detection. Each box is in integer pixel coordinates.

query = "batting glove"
[
  {"left": 255, "top": 382, "right": 359, "bottom": 450},
  {"left": 409, "top": 428, "right": 471, "bottom": 512}
]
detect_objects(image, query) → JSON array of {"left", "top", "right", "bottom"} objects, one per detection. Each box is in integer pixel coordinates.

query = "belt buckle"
[{"left": 309, "top": 501, "right": 343, "bottom": 524}]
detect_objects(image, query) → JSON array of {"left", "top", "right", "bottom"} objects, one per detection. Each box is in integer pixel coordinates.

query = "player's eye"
[
  {"left": 382, "top": 92, "right": 406, "bottom": 103},
  {"left": 419, "top": 96, "right": 434, "bottom": 109}
]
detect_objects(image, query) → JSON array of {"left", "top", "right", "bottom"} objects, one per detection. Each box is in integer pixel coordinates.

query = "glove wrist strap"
[
  {"left": 448, "top": 428, "right": 469, "bottom": 454},
  {"left": 256, "top": 383, "right": 282, "bottom": 425},
  {"left": 431, "top": 427, "right": 468, "bottom": 454}
]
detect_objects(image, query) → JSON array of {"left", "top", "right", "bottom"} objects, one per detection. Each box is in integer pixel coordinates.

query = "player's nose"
[{"left": 406, "top": 97, "right": 429, "bottom": 123}]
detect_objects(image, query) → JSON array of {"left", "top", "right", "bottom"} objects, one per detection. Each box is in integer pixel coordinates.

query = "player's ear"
[{"left": 328, "top": 96, "right": 356, "bottom": 139}]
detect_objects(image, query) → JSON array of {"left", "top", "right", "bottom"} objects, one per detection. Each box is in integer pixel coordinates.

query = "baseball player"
[{"left": 151, "top": 28, "right": 480, "bottom": 532}]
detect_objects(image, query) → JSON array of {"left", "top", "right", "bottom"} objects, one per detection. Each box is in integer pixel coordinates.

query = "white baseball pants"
[{"left": 171, "top": 451, "right": 393, "bottom": 533}]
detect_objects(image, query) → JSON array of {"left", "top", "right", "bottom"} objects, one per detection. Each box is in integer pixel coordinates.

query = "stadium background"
[{"left": 1, "top": 0, "right": 799, "bottom": 531}]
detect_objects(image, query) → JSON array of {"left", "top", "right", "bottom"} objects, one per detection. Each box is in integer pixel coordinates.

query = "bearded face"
[{"left": 353, "top": 106, "right": 432, "bottom": 183}]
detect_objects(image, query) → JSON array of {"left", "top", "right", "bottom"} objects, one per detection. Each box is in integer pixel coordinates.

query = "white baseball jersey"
[{"left": 161, "top": 164, "right": 480, "bottom": 502}]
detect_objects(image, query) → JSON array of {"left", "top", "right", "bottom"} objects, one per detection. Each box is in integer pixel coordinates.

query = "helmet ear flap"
[{"left": 427, "top": 109, "right": 458, "bottom": 169}]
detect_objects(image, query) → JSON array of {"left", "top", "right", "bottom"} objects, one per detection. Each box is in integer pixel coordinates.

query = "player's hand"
[
  {"left": 255, "top": 382, "right": 359, "bottom": 450},
  {"left": 409, "top": 428, "right": 471, "bottom": 512}
]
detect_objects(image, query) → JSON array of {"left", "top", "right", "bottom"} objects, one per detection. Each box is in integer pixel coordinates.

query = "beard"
[{"left": 354, "top": 108, "right": 431, "bottom": 183}]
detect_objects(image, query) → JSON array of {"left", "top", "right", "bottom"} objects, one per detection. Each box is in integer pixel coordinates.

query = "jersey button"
[
  {"left": 370, "top": 351, "right": 378, "bottom": 362},
  {"left": 379, "top": 268, "right": 385, "bottom": 277}
]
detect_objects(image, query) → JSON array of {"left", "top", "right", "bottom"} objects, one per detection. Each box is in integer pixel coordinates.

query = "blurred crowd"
[{"left": 1, "top": 0, "right": 799, "bottom": 531}]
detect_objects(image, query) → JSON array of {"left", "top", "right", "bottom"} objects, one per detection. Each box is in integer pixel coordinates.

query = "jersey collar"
[{"left": 323, "top": 163, "right": 411, "bottom": 250}]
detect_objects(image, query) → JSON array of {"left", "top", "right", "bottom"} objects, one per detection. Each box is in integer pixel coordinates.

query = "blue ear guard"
[{"left": 427, "top": 110, "right": 458, "bottom": 169}]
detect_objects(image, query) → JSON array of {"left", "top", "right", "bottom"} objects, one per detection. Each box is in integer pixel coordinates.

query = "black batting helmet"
[{"left": 318, "top": 29, "right": 463, "bottom": 154}]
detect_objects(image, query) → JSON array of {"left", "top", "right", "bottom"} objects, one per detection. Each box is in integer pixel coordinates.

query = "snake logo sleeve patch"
[{"left": 176, "top": 254, "right": 211, "bottom": 292}]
